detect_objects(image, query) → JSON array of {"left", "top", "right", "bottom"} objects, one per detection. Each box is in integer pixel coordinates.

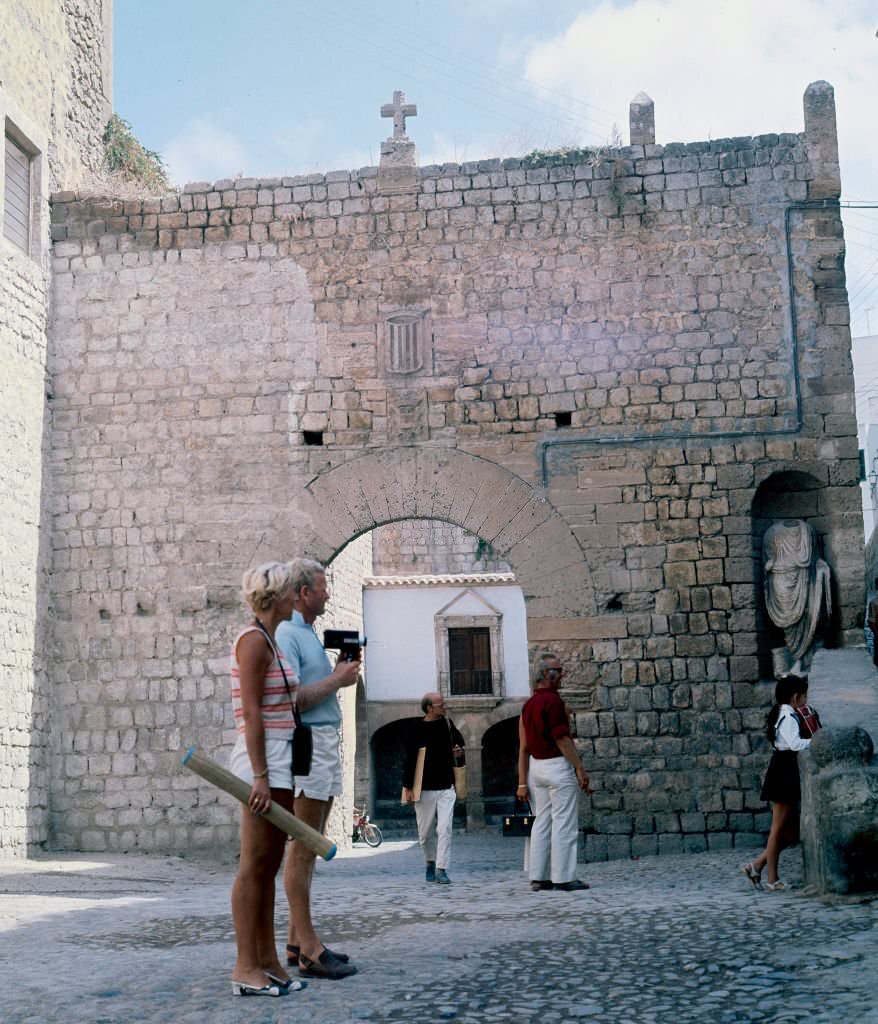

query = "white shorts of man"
[{"left": 293, "top": 724, "right": 342, "bottom": 801}]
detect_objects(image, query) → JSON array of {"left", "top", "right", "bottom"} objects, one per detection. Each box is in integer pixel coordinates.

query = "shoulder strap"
[{"left": 253, "top": 619, "right": 302, "bottom": 726}]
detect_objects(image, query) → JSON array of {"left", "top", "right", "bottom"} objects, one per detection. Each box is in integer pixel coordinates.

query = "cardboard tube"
[{"left": 181, "top": 745, "right": 336, "bottom": 861}]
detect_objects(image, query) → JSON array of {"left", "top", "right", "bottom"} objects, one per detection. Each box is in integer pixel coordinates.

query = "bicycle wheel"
[{"left": 362, "top": 823, "right": 383, "bottom": 847}]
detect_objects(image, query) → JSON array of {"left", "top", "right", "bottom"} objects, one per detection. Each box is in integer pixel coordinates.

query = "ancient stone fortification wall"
[
  {"left": 46, "top": 83, "right": 861, "bottom": 854},
  {"left": 0, "top": 250, "right": 52, "bottom": 854},
  {"left": 1, "top": 0, "right": 111, "bottom": 187},
  {"left": 371, "top": 521, "right": 510, "bottom": 575},
  {"left": 0, "top": 1, "right": 111, "bottom": 855}
]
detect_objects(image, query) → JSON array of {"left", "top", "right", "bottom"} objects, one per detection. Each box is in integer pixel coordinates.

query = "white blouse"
[{"left": 773, "top": 705, "right": 812, "bottom": 752}]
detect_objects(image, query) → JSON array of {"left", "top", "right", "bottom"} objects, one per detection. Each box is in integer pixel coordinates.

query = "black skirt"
[{"left": 760, "top": 750, "right": 800, "bottom": 804}]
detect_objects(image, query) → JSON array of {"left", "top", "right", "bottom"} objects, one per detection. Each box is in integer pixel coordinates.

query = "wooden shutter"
[
  {"left": 448, "top": 627, "right": 492, "bottom": 695},
  {"left": 4, "top": 135, "right": 30, "bottom": 251}
]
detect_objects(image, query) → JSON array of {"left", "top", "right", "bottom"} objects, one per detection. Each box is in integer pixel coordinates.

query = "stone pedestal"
[
  {"left": 379, "top": 139, "right": 418, "bottom": 194},
  {"left": 800, "top": 647, "right": 878, "bottom": 894},
  {"left": 629, "top": 91, "right": 655, "bottom": 146},
  {"left": 801, "top": 727, "right": 878, "bottom": 894}
]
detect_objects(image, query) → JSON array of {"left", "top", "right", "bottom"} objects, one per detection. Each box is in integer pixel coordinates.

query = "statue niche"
[{"left": 763, "top": 518, "right": 832, "bottom": 678}]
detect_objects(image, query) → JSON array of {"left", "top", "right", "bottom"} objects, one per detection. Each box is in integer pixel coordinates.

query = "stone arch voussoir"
[{"left": 301, "top": 446, "right": 595, "bottom": 620}]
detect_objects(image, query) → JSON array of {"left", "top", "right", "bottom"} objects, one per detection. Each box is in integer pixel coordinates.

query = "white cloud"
[
  {"left": 524, "top": 0, "right": 874, "bottom": 148},
  {"left": 161, "top": 116, "right": 250, "bottom": 186},
  {"left": 522, "top": 0, "right": 878, "bottom": 332}
]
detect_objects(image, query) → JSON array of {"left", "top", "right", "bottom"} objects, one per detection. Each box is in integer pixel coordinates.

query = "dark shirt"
[
  {"left": 521, "top": 688, "right": 571, "bottom": 760},
  {"left": 403, "top": 717, "right": 464, "bottom": 791}
]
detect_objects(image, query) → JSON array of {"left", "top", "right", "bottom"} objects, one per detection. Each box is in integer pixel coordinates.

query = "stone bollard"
[{"left": 800, "top": 727, "right": 878, "bottom": 895}]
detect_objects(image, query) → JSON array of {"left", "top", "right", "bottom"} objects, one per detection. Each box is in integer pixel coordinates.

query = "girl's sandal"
[
  {"left": 764, "top": 880, "right": 787, "bottom": 892},
  {"left": 740, "top": 863, "right": 761, "bottom": 889}
]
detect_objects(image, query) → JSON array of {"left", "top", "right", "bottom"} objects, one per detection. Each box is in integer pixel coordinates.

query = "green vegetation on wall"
[{"left": 102, "top": 114, "right": 170, "bottom": 192}]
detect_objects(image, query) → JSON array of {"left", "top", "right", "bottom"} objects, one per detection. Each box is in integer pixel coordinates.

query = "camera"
[{"left": 323, "top": 629, "right": 367, "bottom": 662}]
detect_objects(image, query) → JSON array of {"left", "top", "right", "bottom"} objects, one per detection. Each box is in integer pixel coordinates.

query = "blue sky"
[{"left": 114, "top": 0, "right": 878, "bottom": 335}]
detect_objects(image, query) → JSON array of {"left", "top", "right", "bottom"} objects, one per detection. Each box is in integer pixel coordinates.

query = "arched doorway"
[
  {"left": 482, "top": 716, "right": 521, "bottom": 821},
  {"left": 310, "top": 446, "right": 595, "bottom": 834},
  {"left": 371, "top": 717, "right": 419, "bottom": 829},
  {"left": 370, "top": 716, "right": 468, "bottom": 831}
]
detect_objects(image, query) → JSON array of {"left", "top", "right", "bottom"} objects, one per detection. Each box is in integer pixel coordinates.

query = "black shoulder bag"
[{"left": 254, "top": 620, "right": 313, "bottom": 777}]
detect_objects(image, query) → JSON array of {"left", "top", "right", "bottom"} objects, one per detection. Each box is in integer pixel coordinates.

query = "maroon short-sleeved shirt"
[{"left": 521, "top": 688, "right": 570, "bottom": 759}]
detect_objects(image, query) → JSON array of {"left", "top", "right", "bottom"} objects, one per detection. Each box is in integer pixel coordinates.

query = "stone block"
[{"left": 801, "top": 727, "right": 878, "bottom": 895}]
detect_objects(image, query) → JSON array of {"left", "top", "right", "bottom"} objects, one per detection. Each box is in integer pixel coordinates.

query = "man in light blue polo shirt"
[{"left": 276, "top": 558, "right": 360, "bottom": 981}]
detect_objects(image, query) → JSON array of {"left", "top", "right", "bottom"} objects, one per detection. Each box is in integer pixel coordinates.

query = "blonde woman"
[{"left": 229, "top": 561, "right": 303, "bottom": 997}]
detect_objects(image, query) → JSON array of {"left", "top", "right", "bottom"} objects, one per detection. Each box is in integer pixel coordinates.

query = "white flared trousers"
[
  {"left": 414, "top": 786, "right": 456, "bottom": 869},
  {"left": 527, "top": 755, "right": 579, "bottom": 885}
]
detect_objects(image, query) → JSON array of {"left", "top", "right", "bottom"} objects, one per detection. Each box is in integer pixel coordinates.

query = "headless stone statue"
[{"left": 763, "top": 518, "right": 832, "bottom": 677}]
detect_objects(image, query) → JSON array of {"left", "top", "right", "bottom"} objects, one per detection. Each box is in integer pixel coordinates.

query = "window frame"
[
  {"left": 4, "top": 129, "right": 33, "bottom": 252},
  {"left": 0, "top": 94, "right": 47, "bottom": 264},
  {"left": 434, "top": 589, "right": 505, "bottom": 710}
]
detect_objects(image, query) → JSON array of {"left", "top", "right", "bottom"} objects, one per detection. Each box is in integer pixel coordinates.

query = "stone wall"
[
  {"left": 0, "top": 247, "right": 52, "bottom": 854},
  {"left": 44, "top": 82, "right": 862, "bottom": 855},
  {"left": 322, "top": 534, "right": 372, "bottom": 848},
  {"left": 371, "top": 520, "right": 510, "bottom": 576},
  {"left": 1, "top": 0, "right": 111, "bottom": 187},
  {"left": 0, "top": 0, "right": 111, "bottom": 855}
]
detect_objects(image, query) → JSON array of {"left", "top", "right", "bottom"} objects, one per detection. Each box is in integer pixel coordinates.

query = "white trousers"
[
  {"left": 528, "top": 756, "right": 579, "bottom": 885},
  {"left": 414, "top": 786, "right": 456, "bottom": 870}
]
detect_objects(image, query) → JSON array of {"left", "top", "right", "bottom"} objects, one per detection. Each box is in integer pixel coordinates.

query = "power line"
[
  {"left": 251, "top": 0, "right": 614, "bottom": 147},
  {"left": 312, "top": 0, "right": 626, "bottom": 125},
  {"left": 850, "top": 269, "right": 878, "bottom": 309},
  {"left": 847, "top": 249, "right": 878, "bottom": 303}
]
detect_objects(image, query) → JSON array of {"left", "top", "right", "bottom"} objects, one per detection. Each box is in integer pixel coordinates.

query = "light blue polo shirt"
[{"left": 275, "top": 610, "right": 340, "bottom": 727}]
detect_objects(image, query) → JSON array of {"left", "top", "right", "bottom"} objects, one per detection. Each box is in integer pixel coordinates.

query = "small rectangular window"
[
  {"left": 4, "top": 133, "right": 31, "bottom": 251},
  {"left": 448, "top": 627, "right": 493, "bottom": 695}
]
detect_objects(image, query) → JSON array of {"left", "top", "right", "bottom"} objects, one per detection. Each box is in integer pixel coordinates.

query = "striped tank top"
[{"left": 230, "top": 625, "right": 297, "bottom": 739}]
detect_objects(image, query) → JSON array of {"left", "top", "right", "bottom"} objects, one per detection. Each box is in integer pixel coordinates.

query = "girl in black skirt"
[{"left": 740, "top": 675, "right": 813, "bottom": 892}]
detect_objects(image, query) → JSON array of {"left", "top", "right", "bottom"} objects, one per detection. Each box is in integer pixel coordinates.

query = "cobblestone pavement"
[{"left": 1, "top": 835, "right": 876, "bottom": 1024}]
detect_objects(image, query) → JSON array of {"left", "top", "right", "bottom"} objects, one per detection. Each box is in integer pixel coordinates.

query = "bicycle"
[{"left": 351, "top": 806, "right": 383, "bottom": 847}]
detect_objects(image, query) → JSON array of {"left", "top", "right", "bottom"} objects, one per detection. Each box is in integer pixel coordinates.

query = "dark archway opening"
[
  {"left": 482, "top": 716, "right": 520, "bottom": 820},
  {"left": 371, "top": 718, "right": 419, "bottom": 828},
  {"left": 371, "top": 716, "right": 467, "bottom": 830}
]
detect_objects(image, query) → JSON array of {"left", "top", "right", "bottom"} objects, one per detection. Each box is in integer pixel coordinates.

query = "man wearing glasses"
[
  {"left": 517, "top": 653, "right": 592, "bottom": 892},
  {"left": 402, "top": 692, "right": 465, "bottom": 884}
]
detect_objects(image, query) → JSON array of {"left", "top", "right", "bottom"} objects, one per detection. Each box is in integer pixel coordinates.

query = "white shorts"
[
  {"left": 294, "top": 724, "right": 342, "bottom": 802},
  {"left": 229, "top": 734, "right": 293, "bottom": 791}
]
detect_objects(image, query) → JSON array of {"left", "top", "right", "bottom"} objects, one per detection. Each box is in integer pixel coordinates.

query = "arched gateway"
[
  {"left": 300, "top": 445, "right": 599, "bottom": 830},
  {"left": 301, "top": 445, "right": 596, "bottom": 629}
]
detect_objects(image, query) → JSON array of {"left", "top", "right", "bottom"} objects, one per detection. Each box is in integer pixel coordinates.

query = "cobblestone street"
[{"left": 1, "top": 834, "right": 875, "bottom": 1024}]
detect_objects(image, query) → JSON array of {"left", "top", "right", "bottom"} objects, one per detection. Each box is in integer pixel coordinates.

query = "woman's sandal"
[
  {"left": 740, "top": 863, "right": 762, "bottom": 889},
  {"left": 231, "top": 979, "right": 285, "bottom": 997},
  {"left": 266, "top": 972, "right": 307, "bottom": 992},
  {"left": 764, "top": 880, "right": 787, "bottom": 892}
]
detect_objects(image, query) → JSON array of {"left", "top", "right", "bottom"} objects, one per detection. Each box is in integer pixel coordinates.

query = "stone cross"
[{"left": 381, "top": 90, "right": 417, "bottom": 140}]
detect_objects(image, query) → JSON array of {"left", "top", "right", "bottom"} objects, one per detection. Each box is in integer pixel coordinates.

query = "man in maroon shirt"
[{"left": 517, "top": 652, "right": 592, "bottom": 892}]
